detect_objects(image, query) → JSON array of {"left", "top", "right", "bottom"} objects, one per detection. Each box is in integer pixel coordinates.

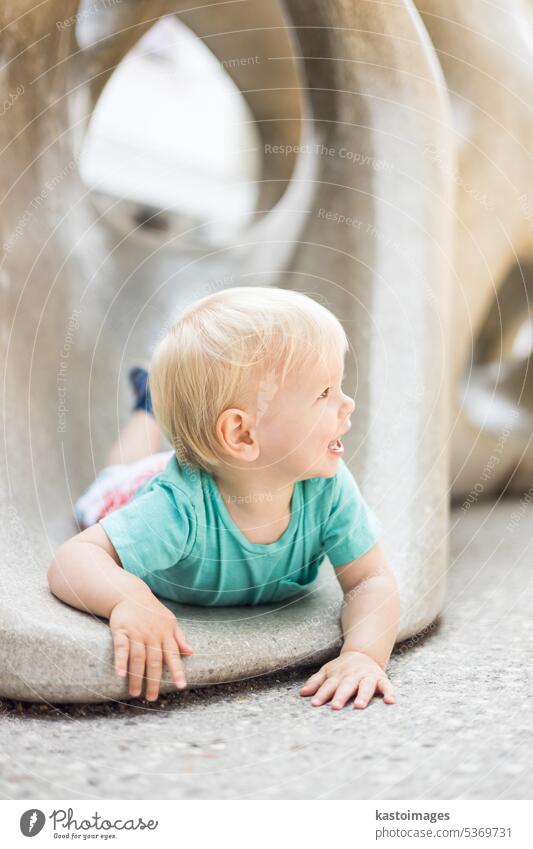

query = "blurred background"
[{"left": 79, "top": 14, "right": 260, "bottom": 248}]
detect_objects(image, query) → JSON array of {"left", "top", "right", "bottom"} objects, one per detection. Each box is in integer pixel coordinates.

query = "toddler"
[{"left": 48, "top": 287, "right": 400, "bottom": 709}]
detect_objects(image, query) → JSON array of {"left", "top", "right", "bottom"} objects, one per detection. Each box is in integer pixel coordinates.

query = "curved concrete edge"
[{"left": 0, "top": 564, "right": 345, "bottom": 704}]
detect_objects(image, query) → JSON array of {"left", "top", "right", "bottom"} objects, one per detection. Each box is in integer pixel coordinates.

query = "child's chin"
[
  {"left": 296, "top": 453, "right": 342, "bottom": 480},
  {"left": 310, "top": 460, "right": 340, "bottom": 479}
]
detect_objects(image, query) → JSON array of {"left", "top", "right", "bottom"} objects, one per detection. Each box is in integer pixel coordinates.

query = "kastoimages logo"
[{"left": 20, "top": 809, "right": 46, "bottom": 837}]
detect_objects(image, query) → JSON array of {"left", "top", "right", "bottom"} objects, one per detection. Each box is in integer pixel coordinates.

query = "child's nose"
[{"left": 343, "top": 395, "right": 355, "bottom": 416}]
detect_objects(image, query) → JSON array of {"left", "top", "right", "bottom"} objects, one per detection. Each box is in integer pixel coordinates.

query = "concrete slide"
[{"left": 4, "top": 0, "right": 528, "bottom": 702}]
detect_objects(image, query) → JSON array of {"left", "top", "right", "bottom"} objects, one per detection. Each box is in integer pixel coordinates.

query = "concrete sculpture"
[{"left": 0, "top": 0, "right": 525, "bottom": 702}]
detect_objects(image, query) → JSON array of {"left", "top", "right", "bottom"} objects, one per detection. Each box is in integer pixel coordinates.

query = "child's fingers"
[
  {"left": 144, "top": 644, "right": 163, "bottom": 701},
  {"left": 353, "top": 675, "right": 378, "bottom": 709},
  {"left": 330, "top": 678, "right": 359, "bottom": 710},
  {"left": 299, "top": 668, "right": 326, "bottom": 694},
  {"left": 112, "top": 629, "right": 130, "bottom": 678},
  {"left": 174, "top": 623, "right": 194, "bottom": 654},
  {"left": 163, "top": 638, "right": 187, "bottom": 689},
  {"left": 376, "top": 677, "right": 396, "bottom": 704},
  {"left": 310, "top": 677, "right": 340, "bottom": 706},
  {"left": 127, "top": 638, "right": 146, "bottom": 698}
]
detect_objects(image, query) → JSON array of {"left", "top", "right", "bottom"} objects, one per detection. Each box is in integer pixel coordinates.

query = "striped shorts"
[{"left": 74, "top": 449, "right": 174, "bottom": 530}]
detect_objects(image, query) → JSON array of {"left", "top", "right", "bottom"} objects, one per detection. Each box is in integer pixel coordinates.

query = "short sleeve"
[
  {"left": 320, "top": 461, "right": 382, "bottom": 567},
  {"left": 99, "top": 483, "right": 196, "bottom": 581}
]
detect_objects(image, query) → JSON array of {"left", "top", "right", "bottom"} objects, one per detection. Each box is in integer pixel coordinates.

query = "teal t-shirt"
[{"left": 99, "top": 455, "right": 382, "bottom": 606}]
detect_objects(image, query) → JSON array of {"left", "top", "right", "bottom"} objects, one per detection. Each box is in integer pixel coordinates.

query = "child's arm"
[
  {"left": 299, "top": 542, "right": 400, "bottom": 710},
  {"left": 48, "top": 523, "right": 150, "bottom": 618},
  {"left": 48, "top": 524, "right": 194, "bottom": 700}
]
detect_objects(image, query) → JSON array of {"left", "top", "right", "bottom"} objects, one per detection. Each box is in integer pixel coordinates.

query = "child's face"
[{"left": 255, "top": 348, "right": 355, "bottom": 480}]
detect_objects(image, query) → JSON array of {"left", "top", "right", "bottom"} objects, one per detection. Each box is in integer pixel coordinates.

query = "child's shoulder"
[
  {"left": 158, "top": 454, "right": 202, "bottom": 490},
  {"left": 134, "top": 453, "right": 202, "bottom": 504}
]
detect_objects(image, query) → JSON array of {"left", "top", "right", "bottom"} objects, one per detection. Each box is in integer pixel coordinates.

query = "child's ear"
[
  {"left": 216, "top": 409, "right": 260, "bottom": 461},
  {"left": 244, "top": 422, "right": 260, "bottom": 453}
]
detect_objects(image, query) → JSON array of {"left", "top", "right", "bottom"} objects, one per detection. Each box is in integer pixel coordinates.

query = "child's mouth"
[{"left": 327, "top": 438, "right": 344, "bottom": 455}]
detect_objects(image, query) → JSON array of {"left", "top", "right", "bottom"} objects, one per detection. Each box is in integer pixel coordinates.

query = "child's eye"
[{"left": 318, "top": 387, "right": 330, "bottom": 399}]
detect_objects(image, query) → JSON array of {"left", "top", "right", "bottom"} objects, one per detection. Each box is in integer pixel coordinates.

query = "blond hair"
[{"left": 148, "top": 286, "right": 348, "bottom": 472}]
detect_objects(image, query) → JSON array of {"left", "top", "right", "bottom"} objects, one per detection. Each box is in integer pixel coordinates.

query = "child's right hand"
[{"left": 109, "top": 594, "right": 194, "bottom": 700}]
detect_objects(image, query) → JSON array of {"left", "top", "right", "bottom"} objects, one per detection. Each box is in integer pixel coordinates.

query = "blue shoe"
[{"left": 128, "top": 366, "right": 154, "bottom": 416}]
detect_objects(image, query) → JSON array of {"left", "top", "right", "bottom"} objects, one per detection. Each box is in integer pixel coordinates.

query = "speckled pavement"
[{"left": 0, "top": 493, "right": 531, "bottom": 800}]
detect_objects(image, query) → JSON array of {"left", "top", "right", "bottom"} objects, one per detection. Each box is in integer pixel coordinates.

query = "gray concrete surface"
[{"left": 1, "top": 493, "right": 531, "bottom": 800}]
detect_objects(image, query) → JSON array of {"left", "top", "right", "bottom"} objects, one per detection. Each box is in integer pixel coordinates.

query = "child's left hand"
[{"left": 299, "top": 650, "right": 396, "bottom": 710}]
